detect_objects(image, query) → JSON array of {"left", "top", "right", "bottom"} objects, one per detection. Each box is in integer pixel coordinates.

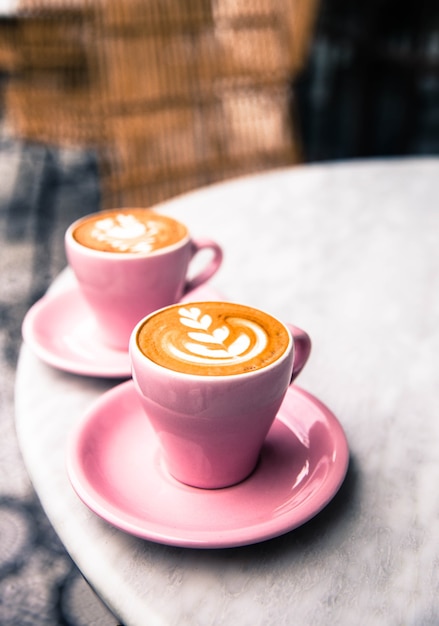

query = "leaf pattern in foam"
[
  {"left": 177, "top": 307, "right": 254, "bottom": 360},
  {"left": 188, "top": 327, "right": 229, "bottom": 344},
  {"left": 178, "top": 307, "right": 213, "bottom": 330}
]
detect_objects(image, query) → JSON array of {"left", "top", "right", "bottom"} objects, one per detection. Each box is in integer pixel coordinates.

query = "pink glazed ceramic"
[
  {"left": 129, "top": 302, "right": 311, "bottom": 489},
  {"left": 65, "top": 212, "right": 223, "bottom": 351}
]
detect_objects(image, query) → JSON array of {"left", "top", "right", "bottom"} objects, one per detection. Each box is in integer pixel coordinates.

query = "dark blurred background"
[
  {"left": 296, "top": 0, "right": 439, "bottom": 160},
  {"left": 0, "top": 1, "right": 438, "bottom": 625}
]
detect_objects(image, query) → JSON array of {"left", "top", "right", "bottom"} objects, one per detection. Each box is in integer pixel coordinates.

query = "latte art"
[
  {"left": 137, "top": 302, "right": 290, "bottom": 376},
  {"left": 72, "top": 208, "right": 187, "bottom": 253},
  {"left": 171, "top": 307, "right": 268, "bottom": 366}
]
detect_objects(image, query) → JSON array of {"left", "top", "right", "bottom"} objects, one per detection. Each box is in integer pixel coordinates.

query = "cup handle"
[
  {"left": 184, "top": 239, "right": 223, "bottom": 293},
  {"left": 286, "top": 324, "right": 312, "bottom": 383}
]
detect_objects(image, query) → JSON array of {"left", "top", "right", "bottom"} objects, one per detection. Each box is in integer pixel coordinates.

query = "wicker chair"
[{"left": 1, "top": 0, "right": 319, "bottom": 208}]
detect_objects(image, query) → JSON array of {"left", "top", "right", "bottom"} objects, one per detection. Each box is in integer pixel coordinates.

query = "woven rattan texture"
[{"left": 1, "top": 0, "right": 318, "bottom": 207}]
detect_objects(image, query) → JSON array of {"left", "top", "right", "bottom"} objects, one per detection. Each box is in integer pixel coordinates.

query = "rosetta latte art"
[
  {"left": 170, "top": 307, "right": 268, "bottom": 366},
  {"left": 91, "top": 214, "right": 176, "bottom": 253},
  {"left": 72, "top": 209, "right": 188, "bottom": 253},
  {"left": 138, "top": 301, "right": 290, "bottom": 375},
  {"left": 91, "top": 214, "right": 158, "bottom": 253}
]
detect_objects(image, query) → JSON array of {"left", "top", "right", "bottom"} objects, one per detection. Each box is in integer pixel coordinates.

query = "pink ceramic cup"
[
  {"left": 129, "top": 302, "right": 311, "bottom": 489},
  {"left": 65, "top": 212, "right": 223, "bottom": 351}
]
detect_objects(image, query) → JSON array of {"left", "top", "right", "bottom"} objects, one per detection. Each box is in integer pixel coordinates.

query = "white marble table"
[{"left": 15, "top": 158, "right": 439, "bottom": 625}]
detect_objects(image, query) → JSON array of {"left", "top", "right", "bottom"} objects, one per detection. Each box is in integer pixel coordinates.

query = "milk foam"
[
  {"left": 92, "top": 214, "right": 157, "bottom": 253},
  {"left": 169, "top": 307, "right": 268, "bottom": 367},
  {"left": 73, "top": 209, "right": 187, "bottom": 253},
  {"left": 138, "top": 302, "right": 289, "bottom": 376}
]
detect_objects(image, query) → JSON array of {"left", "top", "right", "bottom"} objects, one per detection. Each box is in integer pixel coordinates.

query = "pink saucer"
[
  {"left": 22, "top": 283, "right": 225, "bottom": 378},
  {"left": 67, "top": 380, "right": 349, "bottom": 548}
]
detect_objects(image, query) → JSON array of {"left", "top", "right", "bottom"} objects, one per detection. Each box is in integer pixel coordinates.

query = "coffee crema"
[
  {"left": 137, "top": 302, "right": 290, "bottom": 376},
  {"left": 72, "top": 208, "right": 188, "bottom": 253}
]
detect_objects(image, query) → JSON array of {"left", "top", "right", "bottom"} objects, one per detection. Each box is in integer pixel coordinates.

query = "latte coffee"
[
  {"left": 131, "top": 301, "right": 310, "bottom": 488},
  {"left": 136, "top": 301, "right": 290, "bottom": 376},
  {"left": 72, "top": 208, "right": 188, "bottom": 254}
]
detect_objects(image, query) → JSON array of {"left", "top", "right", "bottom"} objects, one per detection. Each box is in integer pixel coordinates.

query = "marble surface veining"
[{"left": 15, "top": 159, "right": 439, "bottom": 625}]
